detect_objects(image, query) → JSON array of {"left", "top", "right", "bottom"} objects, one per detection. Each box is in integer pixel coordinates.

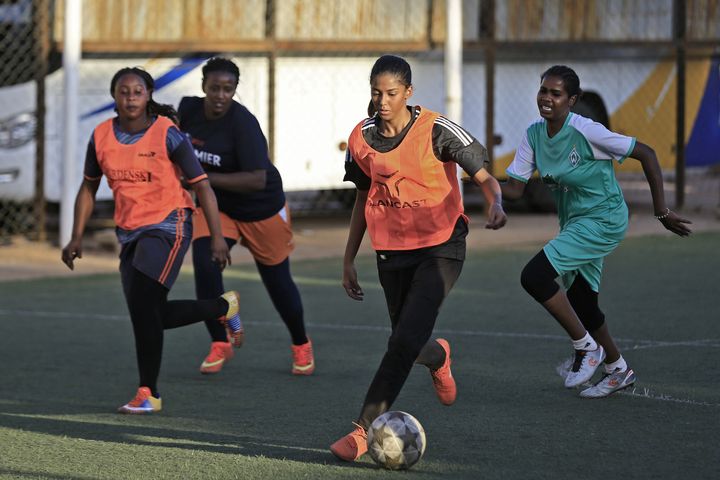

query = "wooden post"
[
  {"left": 674, "top": 0, "right": 686, "bottom": 209},
  {"left": 33, "top": 0, "right": 49, "bottom": 241},
  {"left": 481, "top": 0, "right": 496, "bottom": 174},
  {"left": 265, "top": 0, "right": 276, "bottom": 164}
]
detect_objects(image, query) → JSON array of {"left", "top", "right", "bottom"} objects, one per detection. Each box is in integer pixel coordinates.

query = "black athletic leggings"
[
  {"left": 193, "top": 236, "right": 307, "bottom": 345},
  {"left": 122, "top": 267, "right": 227, "bottom": 397},
  {"left": 357, "top": 256, "right": 463, "bottom": 428},
  {"left": 520, "top": 250, "right": 605, "bottom": 332}
]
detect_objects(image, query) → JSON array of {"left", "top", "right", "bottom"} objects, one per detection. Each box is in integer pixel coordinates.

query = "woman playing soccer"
[
  {"left": 502, "top": 65, "right": 692, "bottom": 398},
  {"left": 330, "top": 54, "right": 507, "bottom": 462},
  {"left": 61, "top": 67, "right": 242, "bottom": 414},
  {"left": 177, "top": 57, "right": 313, "bottom": 376}
]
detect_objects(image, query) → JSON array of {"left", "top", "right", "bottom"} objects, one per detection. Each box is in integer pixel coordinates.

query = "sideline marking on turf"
[
  {"left": 615, "top": 387, "right": 719, "bottom": 406},
  {"left": 2, "top": 309, "right": 718, "bottom": 407},
  {"left": 625, "top": 339, "right": 720, "bottom": 350},
  {"left": 1, "top": 309, "right": 718, "bottom": 350},
  {"left": 554, "top": 359, "right": 719, "bottom": 407},
  {"left": 196, "top": 268, "right": 495, "bottom": 296}
]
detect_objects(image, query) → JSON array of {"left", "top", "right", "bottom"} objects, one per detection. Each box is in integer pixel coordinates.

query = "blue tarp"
[{"left": 686, "top": 58, "right": 720, "bottom": 167}]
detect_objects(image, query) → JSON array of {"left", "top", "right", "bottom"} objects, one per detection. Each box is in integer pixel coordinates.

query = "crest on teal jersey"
[{"left": 568, "top": 146, "right": 580, "bottom": 167}]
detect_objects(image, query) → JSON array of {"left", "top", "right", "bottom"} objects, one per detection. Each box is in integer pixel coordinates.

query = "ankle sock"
[
  {"left": 572, "top": 332, "right": 597, "bottom": 351},
  {"left": 604, "top": 356, "right": 627, "bottom": 374}
]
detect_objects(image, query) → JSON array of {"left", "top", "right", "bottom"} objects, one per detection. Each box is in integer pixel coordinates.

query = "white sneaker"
[
  {"left": 564, "top": 346, "right": 605, "bottom": 388},
  {"left": 580, "top": 368, "right": 636, "bottom": 398}
]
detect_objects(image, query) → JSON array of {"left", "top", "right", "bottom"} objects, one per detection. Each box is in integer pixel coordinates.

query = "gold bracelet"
[{"left": 654, "top": 208, "right": 670, "bottom": 220}]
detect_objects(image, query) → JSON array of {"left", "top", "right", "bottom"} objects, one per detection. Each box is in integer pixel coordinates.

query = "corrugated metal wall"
[{"left": 50, "top": 0, "right": 720, "bottom": 45}]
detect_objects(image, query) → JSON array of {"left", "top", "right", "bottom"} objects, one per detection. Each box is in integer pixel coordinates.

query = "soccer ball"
[{"left": 367, "top": 411, "right": 426, "bottom": 470}]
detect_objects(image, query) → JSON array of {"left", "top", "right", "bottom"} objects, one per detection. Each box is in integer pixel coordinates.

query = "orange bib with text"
[
  {"left": 348, "top": 108, "right": 465, "bottom": 250},
  {"left": 93, "top": 116, "right": 194, "bottom": 230}
]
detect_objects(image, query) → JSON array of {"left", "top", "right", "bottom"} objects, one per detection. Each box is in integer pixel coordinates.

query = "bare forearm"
[
  {"left": 194, "top": 180, "right": 224, "bottom": 240},
  {"left": 71, "top": 182, "right": 98, "bottom": 240},
  {"left": 471, "top": 168, "right": 508, "bottom": 229},
  {"left": 635, "top": 144, "right": 668, "bottom": 214},
  {"left": 344, "top": 191, "right": 367, "bottom": 265},
  {"left": 479, "top": 175, "right": 502, "bottom": 206},
  {"left": 499, "top": 177, "right": 526, "bottom": 200},
  {"left": 471, "top": 168, "right": 503, "bottom": 204},
  {"left": 629, "top": 142, "right": 692, "bottom": 236}
]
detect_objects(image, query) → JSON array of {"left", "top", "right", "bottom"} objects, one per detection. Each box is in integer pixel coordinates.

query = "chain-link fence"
[
  {"left": 1, "top": 0, "right": 718, "bottom": 244},
  {"left": 0, "top": 0, "right": 51, "bottom": 242},
  {"left": 458, "top": 0, "right": 720, "bottom": 214}
]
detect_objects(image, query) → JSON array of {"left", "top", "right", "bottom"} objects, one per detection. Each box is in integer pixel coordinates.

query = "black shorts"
[{"left": 119, "top": 229, "right": 190, "bottom": 290}]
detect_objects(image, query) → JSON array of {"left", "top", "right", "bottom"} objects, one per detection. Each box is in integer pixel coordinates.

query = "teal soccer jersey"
[{"left": 506, "top": 113, "right": 636, "bottom": 291}]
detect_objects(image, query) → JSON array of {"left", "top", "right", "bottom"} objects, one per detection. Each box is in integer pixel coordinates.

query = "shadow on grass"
[
  {"left": 0, "top": 468, "right": 99, "bottom": 480},
  {"left": 0, "top": 400, "right": 387, "bottom": 471}
]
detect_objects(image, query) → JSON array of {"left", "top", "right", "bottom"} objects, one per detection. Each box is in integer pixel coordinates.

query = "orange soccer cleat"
[
  {"left": 430, "top": 338, "right": 457, "bottom": 406},
  {"left": 330, "top": 423, "right": 368, "bottom": 462},
  {"left": 200, "top": 341, "right": 235, "bottom": 374},
  {"left": 117, "top": 386, "right": 162, "bottom": 414},
  {"left": 291, "top": 339, "right": 315, "bottom": 375}
]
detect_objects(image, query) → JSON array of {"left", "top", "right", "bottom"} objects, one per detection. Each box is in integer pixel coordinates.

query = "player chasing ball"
[{"left": 330, "top": 54, "right": 507, "bottom": 462}]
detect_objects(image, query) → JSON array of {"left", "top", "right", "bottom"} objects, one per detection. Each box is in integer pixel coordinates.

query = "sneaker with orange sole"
[
  {"left": 200, "top": 341, "right": 235, "bottom": 374},
  {"left": 219, "top": 291, "right": 244, "bottom": 348},
  {"left": 330, "top": 423, "right": 367, "bottom": 462},
  {"left": 117, "top": 386, "right": 162, "bottom": 414},
  {"left": 291, "top": 339, "right": 315, "bottom": 375},
  {"left": 430, "top": 338, "right": 456, "bottom": 406}
]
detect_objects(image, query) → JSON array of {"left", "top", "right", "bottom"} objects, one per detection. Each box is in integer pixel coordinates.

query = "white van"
[
  {"left": 0, "top": 0, "right": 38, "bottom": 202},
  {"left": 1, "top": 54, "right": 717, "bottom": 203}
]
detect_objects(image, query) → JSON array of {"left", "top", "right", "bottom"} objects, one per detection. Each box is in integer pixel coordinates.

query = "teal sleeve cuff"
[{"left": 617, "top": 137, "right": 636, "bottom": 164}]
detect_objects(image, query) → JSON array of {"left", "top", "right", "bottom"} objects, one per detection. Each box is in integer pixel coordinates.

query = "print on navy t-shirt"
[{"left": 178, "top": 97, "right": 285, "bottom": 222}]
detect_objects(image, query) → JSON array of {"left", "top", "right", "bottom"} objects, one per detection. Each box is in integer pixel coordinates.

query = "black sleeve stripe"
[{"left": 434, "top": 117, "right": 472, "bottom": 147}]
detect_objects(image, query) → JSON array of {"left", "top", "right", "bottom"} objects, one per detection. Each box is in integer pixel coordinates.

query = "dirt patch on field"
[{"left": 1, "top": 212, "right": 717, "bottom": 282}]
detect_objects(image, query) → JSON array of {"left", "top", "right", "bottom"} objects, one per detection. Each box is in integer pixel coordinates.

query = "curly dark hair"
[
  {"left": 202, "top": 57, "right": 240, "bottom": 86},
  {"left": 541, "top": 65, "right": 583, "bottom": 98}
]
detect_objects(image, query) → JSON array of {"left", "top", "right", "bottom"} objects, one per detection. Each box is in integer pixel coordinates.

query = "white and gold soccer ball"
[{"left": 367, "top": 411, "right": 426, "bottom": 470}]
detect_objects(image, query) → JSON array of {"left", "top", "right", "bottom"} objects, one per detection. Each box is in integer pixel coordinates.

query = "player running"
[
  {"left": 330, "top": 54, "right": 507, "bottom": 462},
  {"left": 61, "top": 67, "right": 240, "bottom": 413},
  {"left": 502, "top": 65, "right": 692, "bottom": 398},
  {"left": 178, "top": 57, "right": 313, "bottom": 376}
]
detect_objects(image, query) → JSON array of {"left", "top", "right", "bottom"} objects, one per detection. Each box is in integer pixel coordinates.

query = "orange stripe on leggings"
[{"left": 159, "top": 208, "right": 185, "bottom": 285}]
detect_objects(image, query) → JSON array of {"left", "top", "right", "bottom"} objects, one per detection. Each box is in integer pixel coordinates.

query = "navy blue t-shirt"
[{"left": 178, "top": 97, "right": 285, "bottom": 222}]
